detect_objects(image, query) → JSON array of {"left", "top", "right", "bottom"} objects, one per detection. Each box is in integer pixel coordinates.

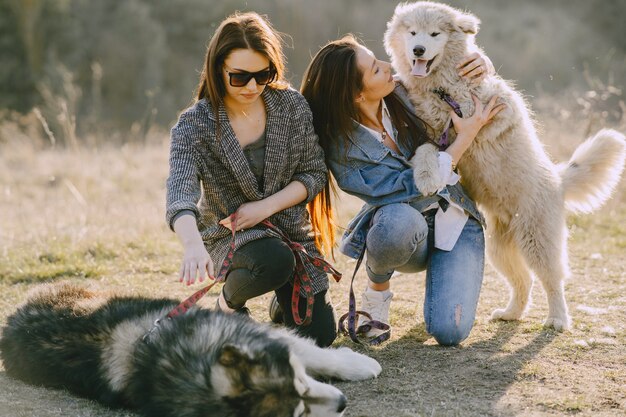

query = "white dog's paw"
[
  {"left": 490, "top": 308, "right": 523, "bottom": 321},
  {"left": 543, "top": 315, "right": 571, "bottom": 332},
  {"left": 410, "top": 144, "right": 444, "bottom": 196},
  {"left": 413, "top": 169, "right": 444, "bottom": 196},
  {"left": 333, "top": 347, "right": 381, "bottom": 381}
]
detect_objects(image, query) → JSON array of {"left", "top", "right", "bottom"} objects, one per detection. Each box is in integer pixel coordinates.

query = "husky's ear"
[
  {"left": 456, "top": 12, "right": 480, "bottom": 34},
  {"left": 218, "top": 344, "right": 251, "bottom": 367}
]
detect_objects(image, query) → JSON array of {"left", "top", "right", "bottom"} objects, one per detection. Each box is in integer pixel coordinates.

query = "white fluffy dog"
[{"left": 385, "top": 1, "right": 626, "bottom": 330}]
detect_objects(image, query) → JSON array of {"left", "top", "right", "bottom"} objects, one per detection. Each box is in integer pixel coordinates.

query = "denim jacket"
[{"left": 326, "top": 83, "right": 483, "bottom": 259}]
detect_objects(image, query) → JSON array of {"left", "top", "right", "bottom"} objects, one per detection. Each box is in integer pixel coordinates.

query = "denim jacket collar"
[{"left": 349, "top": 121, "right": 413, "bottom": 164}]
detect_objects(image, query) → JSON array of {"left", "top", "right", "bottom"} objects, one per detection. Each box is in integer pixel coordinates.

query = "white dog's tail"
[{"left": 559, "top": 129, "right": 626, "bottom": 213}]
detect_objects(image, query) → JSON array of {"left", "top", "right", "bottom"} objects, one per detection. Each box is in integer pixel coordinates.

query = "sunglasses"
[{"left": 224, "top": 64, "right": 277, "bottom": 87}]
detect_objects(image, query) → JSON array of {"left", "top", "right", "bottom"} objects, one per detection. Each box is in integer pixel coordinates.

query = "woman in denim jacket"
[{"left": 301, "top": 35, "right": 504, "bottom": 346}]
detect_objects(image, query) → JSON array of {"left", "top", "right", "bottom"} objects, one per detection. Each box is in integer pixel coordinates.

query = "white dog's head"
[{"left": 384, "top": 1, "right": 480, "bottom": 79}]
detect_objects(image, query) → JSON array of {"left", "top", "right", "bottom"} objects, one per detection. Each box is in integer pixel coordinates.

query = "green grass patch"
[
  {"left": 0, "top": 245, "right": 107, "bottom": 284},
  {"left": 0, "top": 236, "right": 179, "bottom": 285}
]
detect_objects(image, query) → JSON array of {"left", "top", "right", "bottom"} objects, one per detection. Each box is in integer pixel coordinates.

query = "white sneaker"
[{"left": 358, "top": 288, "right": 393, "bottom": 337}]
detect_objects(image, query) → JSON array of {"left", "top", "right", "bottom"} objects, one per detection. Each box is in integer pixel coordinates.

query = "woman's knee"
[
  {"left": 249, "top": 238, "right": 296, "bottom": 285},
  {"left": 366, "top": 204, "right": 428, "bottom": 266},
  {"left": 429, "top": 326, "right": 470, "bottom": 346},
  {"left": 224, "top": 239, "right": 296, "bottom": 307},
  {"left": 426, "top": 309, "right": 475, "bottom": 346}
]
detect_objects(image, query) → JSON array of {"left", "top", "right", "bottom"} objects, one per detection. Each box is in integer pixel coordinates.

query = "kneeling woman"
[
  {"left": 302, "top": 36, "right": 503, "bottom": 345},
  {"left": 166, "top": 13, "right": 336, "bottom": 346}
]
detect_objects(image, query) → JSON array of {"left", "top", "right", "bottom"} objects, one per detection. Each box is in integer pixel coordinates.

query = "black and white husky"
[{"left": 0, "top": 283, "right": 381, "bottom": 417}]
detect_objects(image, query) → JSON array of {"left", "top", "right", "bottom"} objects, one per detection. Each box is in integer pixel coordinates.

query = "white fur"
[
  {"left": 410, "top": 143, "right": 445, "bottom": 195},
  {"left": 385, "top": 1, "right": 626, "bottom": 331},
  {"left": 281, "top": 331, "right": 382, "bottom": 417},
  {"left": 102, "top": 308, "right": 172, "bottom": 391},
  {"left": 290, "top": 351, "right": 347, "bottom": 417},
  {"left": 273, "top": 328, "right": 382, "bottom": 381}
]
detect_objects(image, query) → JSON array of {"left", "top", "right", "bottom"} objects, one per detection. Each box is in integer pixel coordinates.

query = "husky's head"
[
  {"left": 212, "top": 342, "right": 347, "bottom": 417},
  {"left": 384, "top": 1, "right": 480, "bottom": 79},
  {"left": 135, "top": 312, "right": 349, "bottom": 417}
]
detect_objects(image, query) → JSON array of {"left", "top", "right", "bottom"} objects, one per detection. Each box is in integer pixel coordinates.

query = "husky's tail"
[{"left": 559, "top": 129, "right": 626, "bottom": 213}]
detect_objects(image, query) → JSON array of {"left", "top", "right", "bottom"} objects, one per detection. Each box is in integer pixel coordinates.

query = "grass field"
[{"left": 0, "top": 118, "right": 624, "bottom": 416}]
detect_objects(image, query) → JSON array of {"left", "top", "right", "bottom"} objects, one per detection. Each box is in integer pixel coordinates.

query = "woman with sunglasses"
[{"left": 166, "top": 12, "right": 336, "bottom": 346}]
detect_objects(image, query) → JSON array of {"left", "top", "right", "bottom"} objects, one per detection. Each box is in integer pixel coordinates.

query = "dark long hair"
[
  {"left": 196, "top": 12, "right": 288, "bottom": 133},
  {"left": 301, "top": 35, "right": 434, "bottom": 255}
]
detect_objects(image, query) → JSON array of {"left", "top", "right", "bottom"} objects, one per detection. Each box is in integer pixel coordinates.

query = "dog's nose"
[
  {"left": 337, "top": 394, "right": 347, "bottom": 413},
  {"left": 413, "top": 45, "right": 426, "bottom": 57}
]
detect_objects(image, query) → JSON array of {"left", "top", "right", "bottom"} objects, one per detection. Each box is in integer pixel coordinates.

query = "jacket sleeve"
[
  {"left": 165, "top": 113, "right": 202, "bottom": 231},
  {"left": 290, "top": 97, "right": 328, "bottom": 203},
  {"left": 327, "top": 145, "right": 423, "bottom": 207}
]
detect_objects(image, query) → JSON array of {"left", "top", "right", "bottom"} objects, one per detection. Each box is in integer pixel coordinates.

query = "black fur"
[{"left": 0, "top": 284, "right": 302, "bottom": 417}]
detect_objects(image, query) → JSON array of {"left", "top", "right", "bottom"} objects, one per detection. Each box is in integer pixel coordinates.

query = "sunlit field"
[
  {"left": 2, "top": 0, "right": 625, "bottom": 415},
  {"left": 0, "top": 93, "right": 624, "bottom": 416}
]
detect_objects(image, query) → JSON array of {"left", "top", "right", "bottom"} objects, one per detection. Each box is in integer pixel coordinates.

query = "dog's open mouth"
[{"left": 411, "top": 56, "right": 437, "bottom": 77}]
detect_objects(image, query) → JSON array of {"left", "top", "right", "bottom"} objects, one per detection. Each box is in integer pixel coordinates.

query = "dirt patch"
[{"left": 0, "top": 139, "right": 624, "bottom": 416}]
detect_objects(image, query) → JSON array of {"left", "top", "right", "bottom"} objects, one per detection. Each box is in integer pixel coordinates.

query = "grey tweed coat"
[{"left": 166, "top": 87, "right": 330, "bottom": 294}]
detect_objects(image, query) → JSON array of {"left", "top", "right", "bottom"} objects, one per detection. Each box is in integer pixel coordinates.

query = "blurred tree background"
[{"left": 1, "top": 0, "right": 624, "bottom": 145}]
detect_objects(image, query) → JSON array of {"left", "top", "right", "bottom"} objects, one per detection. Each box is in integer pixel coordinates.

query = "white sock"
[{"left": 365, "top": 286, "right": 392, "bottom": 299}]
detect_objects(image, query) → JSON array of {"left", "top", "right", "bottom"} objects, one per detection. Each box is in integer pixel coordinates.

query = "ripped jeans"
[{"left": 366, "top": 203, "right": 485, "bottom": 346}]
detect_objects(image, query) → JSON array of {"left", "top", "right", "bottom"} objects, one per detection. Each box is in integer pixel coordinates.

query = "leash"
[
  {"left": 142, "top": 214, "right": 239, "bottom": 342},
  {"left": 261, "top": 220, "right": 342, "bottom": 325},
  {"left": 337, "top": 244, "right": 391, "bottom": 346},
  {"left": 338, "top": 210, "right": 391, "bottom": 346},
  {"left": 143, "top": 214, "right": 341, "bottom": 342},
  {"left": 432, "top": 87, "right": 464, "bottom": 150}
]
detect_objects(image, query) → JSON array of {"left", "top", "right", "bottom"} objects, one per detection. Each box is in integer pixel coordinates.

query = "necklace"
[{"left": 365, "top": 122, "right": 386, "bottom": 142}]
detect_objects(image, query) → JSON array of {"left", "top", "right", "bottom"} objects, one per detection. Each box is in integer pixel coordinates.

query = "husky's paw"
[
  {"left": 490, "top": 308, "right": 523, "bottom": 321},
  {"left": 543, "top": 315, "right": 571, "bottom": 332},
  {"left": 410, "top": 144, "right": 444, "bottom": 196},
  {"left": 333, "top": 347, "right": 381, "bottom": 381}
]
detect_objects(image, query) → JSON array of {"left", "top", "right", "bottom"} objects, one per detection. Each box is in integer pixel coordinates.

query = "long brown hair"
[
  {"left": 301, "top": 35, "right": 434, "bottom": 255},
  {"left": 196, "top": 12, "right": 288, "bottom": 132}
]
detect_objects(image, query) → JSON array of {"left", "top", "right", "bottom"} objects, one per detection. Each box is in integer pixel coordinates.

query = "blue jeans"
[{"left": 366, "top": 203, "right": 485, "bottom": 346}]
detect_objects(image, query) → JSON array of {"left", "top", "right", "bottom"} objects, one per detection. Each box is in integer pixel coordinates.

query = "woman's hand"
[
  {"left": 173, "top": 213, "right": 213, "bottom": 285},
  {"left": 445, "top": 94, "right": 505, "bottom": 165},
  {"left": 457, "top": 52, "right": 495, "bottom": 85},
  {"left": 179, "top": 242, "right": 214, "bottom": 286},
  {"left": 219, "top": 181, "right": 308, "bottom": 231},
  {"left": 219, "top": 199, "right": 274, "bottom": 231},
  {"left": 452, "top": 94, "right": 504, "bottom": 141}
]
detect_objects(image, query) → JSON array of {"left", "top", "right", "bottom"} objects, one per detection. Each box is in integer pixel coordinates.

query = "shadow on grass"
[{"left": 337, "top": 321, "right": 558, "bottom": 417}]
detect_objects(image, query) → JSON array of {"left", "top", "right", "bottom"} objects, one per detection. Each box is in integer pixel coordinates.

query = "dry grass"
[{"left": 0, "top": 115, "right": 624, "bottom": 416}]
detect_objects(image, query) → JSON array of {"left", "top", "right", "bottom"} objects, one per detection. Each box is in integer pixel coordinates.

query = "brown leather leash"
[{"left": 143, "top": 213, "right": 341, "bottom": 342}]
